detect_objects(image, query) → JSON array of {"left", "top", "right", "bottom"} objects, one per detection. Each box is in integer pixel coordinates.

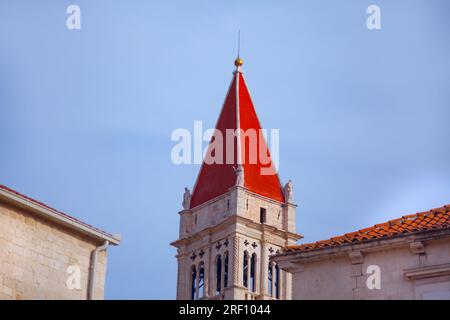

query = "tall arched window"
[
  {"left": 250, "top": 253, "right": 257, "bottom": 292},
  {"left": 275, "top": 264, "right": 280, "bottom": 299},
  {"left": 268, "top": 261, "right": 273, "bottom": 297},
  {"left": 243, "top": 251, "right": 249, "bottom": 288},
  {"left": 216, "top": 255, "right": 222, "bottom": 294},
  {"left": 198, "top": 262, "right": 205, "bottom": 298},
  {"left": 191, "top": 265, "right": 197, "bottom": 300},
  {"left": 224, "top": 251, "right": 229, "bottom": 288}
]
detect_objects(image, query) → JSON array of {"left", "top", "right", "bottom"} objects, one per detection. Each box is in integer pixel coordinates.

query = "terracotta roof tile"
[{"left": 285, "top": 205, "right": 450, "bottom": 253}]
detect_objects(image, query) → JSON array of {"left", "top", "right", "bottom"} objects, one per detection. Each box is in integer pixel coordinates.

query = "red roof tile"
[{"left": 286, "top": 205, "right": 450, "bottom": 253}]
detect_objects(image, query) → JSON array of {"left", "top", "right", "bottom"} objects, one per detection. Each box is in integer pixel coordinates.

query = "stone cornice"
[
  {"left": 0, "top": 185, "right": 121, "bottom": 246},
  {"left": 404, "top": 263, "right": 450, "bottom": 280},
  {"left": 188, "top": 186, "right": 296, "bottom": 213},
  {"left": 274, "top": 228, "right": 450, "bottom": 271},
  {"left": 170, "top": 214, "right": 302, "bottom": 249}
]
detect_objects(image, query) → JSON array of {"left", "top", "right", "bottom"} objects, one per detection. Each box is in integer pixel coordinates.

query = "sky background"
[{"left": 1, "top": 0, "right": 449, "bottom": 299}]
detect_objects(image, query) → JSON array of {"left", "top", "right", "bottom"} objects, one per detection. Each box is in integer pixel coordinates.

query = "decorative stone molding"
[
  {"left": 350, "top": 264, "right": 363, "bottom": 277},
  {"left": 348, "top": 251, "right": 364, "bottom": 265},
  {"left": 232, "top": 236, "right": 239, "bottom": 286},
  {"left": 404, "top": 263, "right": 450, "bottom": 280},
  {"left": 278, "top": 261, "right": 304, "bottom": 273},
  {"left": 409, "top": 241, "right": 425, "bottom": 255}
]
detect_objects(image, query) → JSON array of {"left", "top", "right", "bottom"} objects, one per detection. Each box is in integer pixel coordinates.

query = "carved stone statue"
[
  {"left": 283, "top": 180, "right": 293, "bottom": 203},
  {"left": 233, "top": 165, "right": 244, "bottom": 187},
  {"left": 182, "top": 187, "right": 191, "bottom": 210}
]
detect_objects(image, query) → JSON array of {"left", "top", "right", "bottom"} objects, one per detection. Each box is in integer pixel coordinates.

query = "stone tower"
[{"left": 171, "top": 58, "right": 301, "bottom": 300}]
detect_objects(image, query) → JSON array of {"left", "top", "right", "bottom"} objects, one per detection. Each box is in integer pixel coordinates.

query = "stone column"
[
  {"left": 232, "top": 236, "right": 240, "bottom": 287},
  {"left": 259, "top": 241, "right": 266, "bottom": 297},
  {"left": 280, "top": 268, "right": 285, "bottom": 300},
  {"left": 271, "top": 263, "right": 275, "bottom": 297},
  {"left": 180, "top": 255, "right": 189, "bottom": 300},
  {"left": 208, "top": 242, "right": 215, "bottom": 297},
  {"left": 203, "top": 249, "right": 210, "bottom": 298},
  {"left": 247, "top": 252, "right": 251, "bottom": 291},
  {"left": 220, "top": 254, "right": 225, "bottom": 294},
  {"left": 176, "top": 255, "right": 182, "bottom": 300},
  {"left": 284, "top": 271, "right": 292, "bottom": 300},
  {"left": 195, "top": 266, "right": 200, "bottom": 300}
]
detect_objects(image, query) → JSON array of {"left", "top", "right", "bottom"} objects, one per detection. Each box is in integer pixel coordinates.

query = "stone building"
[
  {"left": 274, "top": 205, "right": 450, "bottom": 300},
  {"left": 171, "top": 58, "right": 301, "bottom": 300},
  {"left": 0, "top": 184, "right": 120, "bottom": 300}
]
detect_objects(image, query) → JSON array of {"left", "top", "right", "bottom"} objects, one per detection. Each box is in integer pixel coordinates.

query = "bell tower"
[{"left": 171, "top": 58, "right": 301, "bottom": 300}]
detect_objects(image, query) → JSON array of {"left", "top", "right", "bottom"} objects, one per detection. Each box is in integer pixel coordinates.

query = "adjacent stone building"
[
  {"left": 0, "top": 184, "right": 120, "bottom": 300},
  {"left": 274, "top": 205, "right": 450, "bottom": 300},
  {"left": 171, "top": 58, "right": 301, "bottom": 300}
]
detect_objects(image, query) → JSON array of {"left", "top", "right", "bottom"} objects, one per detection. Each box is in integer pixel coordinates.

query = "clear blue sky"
[{"left": 1, "top": 1, "right": 449, "bottom": 299}]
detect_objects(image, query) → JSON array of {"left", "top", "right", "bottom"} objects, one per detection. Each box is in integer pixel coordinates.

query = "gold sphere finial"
[{"left": 234, "top": 57, "right": 243, "bottom": 67}]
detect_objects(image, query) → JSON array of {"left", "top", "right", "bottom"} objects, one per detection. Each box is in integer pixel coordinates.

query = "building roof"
[
  {"left": 190, "top": 59, "right": 285, "bottom": 208},
  {"left": 285, "top": 204, "right": 450, "bottom": 253},
  {"left": 0, "top": 184, "right": 121, "bottom": 245}
]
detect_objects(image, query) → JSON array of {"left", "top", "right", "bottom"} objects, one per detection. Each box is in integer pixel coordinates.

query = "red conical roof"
[{"left": 189, "top": 61, "right": 285, "bottom": 209}]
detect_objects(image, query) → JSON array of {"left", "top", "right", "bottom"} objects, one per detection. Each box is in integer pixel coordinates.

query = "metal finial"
[
  {"left": 237, "top": 30, "right": 240, "bottom": 58},
  {"left": 234, "top": 30, "right": 243, "bottom": 67}
]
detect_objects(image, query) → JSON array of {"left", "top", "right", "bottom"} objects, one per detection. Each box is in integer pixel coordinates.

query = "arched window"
[
  {"left": 216, "top": 255, "right": 222, "bottom": 294},
  {"left": 191, "top": 265, "right": 197, "bottom": 300},
  {"left": 268, "top": 261, "right": 273, "bottom": 297},
  {"left": 243, "top": 251, "right": 249, "bottom": 288},
  {"left": 275, "top": 264, "right": 280, "bottom": 299},
  {"left": 250, "top": 253, "right": 257, "bottom": 292},
  {"left": 224, "top": 251, "right": 229, "bottom": 288},
  {"left": 198, "top": 262, "right": 205, "bottom": 298}
]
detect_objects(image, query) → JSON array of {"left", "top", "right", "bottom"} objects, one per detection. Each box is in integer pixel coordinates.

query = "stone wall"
[
  {"left": 174, "top": 186, "right": 299, "bottom": 300},
  {"left": 289, "top": 236, "right": 450, "bottom": 299},
  {"left": 185, "top": 188, "right": 287, "bottom": 239},
  {"left": 0, "top": 201, "right": 107, "bottom": 300}
]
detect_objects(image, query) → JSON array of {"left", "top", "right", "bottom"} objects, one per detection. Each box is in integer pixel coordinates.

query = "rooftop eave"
[
  {"left": 0, "top": 187, "right": 121, "bottom": 246},
  {"left": 273, "top": 227, "right": 450, "bottom": 270}
]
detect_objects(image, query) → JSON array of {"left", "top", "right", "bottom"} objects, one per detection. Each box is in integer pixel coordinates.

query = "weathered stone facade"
[
  {"left": 0, "top": 185, "right": 120, "bottom": 300},
  {"left": 275, "top": 206, "right": 450, "bottom": 300},
  {"left": 172, "top": 186, "right": 301, "bottom": 300}
]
